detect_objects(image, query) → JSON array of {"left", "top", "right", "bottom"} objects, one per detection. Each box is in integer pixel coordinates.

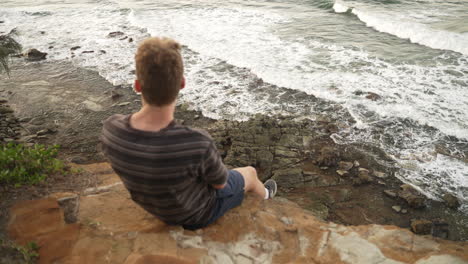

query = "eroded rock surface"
[{"left": 7, "top": 163, "right": 468, "bottom": 264}]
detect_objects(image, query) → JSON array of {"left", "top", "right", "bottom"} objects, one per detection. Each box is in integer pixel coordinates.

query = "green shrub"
[{"left": 0, "top": 143, "right": 66, "bottom": 187}]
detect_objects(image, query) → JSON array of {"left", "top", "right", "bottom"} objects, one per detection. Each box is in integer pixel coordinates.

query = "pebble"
[
  {"left": 353, "top": 160, "right": 360, "bottom": 167},
  {"left": 116, "top": 102, "right": 131, "bottom": 106},
  {"left": 392, "top": 205, "right": 402, "bottom": 213}
]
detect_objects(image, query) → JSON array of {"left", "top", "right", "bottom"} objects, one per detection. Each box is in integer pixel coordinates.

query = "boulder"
[
  {"left": 23, "top": 48, "right": 47, "bottom": 61},
  {"left": 338, "top": 161, "right": 353, "bottom": 171},
  {"left": 410, "top": 219, "right": 432, "bottom": 235},
  {"left": 442, "top": 193, "right": 460, "bottom": 209},
  {"left": 315, "top": 146, "right": 339, "bottom": 167},
  {"left": 398, "top": 184, "right": 426, "bottom": 209}
]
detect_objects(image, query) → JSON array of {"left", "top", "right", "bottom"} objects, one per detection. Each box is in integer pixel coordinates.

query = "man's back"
[{"left": 100, "top": 114, "right": 228, "bottom": 227}]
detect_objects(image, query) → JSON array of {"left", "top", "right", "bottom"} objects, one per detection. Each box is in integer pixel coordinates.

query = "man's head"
[{"left": 134, "top": 37, "right": 184, "bottom": 106}]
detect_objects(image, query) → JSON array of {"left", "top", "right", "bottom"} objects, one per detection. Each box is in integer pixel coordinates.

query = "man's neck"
[{"left": 130, "top": 101, "right": 176, "bottom": 132}]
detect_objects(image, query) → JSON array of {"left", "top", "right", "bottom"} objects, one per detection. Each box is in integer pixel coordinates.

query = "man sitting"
[{"left": 100, "top": 37, "right": 277, "bottom": 230}]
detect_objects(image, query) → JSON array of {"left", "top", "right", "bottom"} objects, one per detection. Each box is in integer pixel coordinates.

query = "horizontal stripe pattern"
[{"left": 100, "top": 114, "right": 228, "bottom": 226}]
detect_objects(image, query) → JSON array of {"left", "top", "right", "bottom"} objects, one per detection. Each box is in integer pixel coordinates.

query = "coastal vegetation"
[
  {"left": 0, "top": 34, "right": 22, "bottom": 76},
  {"left": 0, "top": 143, "right": 67, "bottom": 187}
]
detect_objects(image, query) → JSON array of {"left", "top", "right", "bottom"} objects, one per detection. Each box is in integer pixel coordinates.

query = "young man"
[{"left": 100, "top": 37, "right": 277, "bottom": 230}]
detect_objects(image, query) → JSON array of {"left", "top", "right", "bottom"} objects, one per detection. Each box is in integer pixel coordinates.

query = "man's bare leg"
[{"left": 233, "top": 166, "right": 269, "bottom": 199}]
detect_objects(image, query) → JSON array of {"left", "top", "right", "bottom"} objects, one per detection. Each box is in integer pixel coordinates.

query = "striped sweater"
[{"left": 100, "top": 114, "right": 228, "bottom": 226}]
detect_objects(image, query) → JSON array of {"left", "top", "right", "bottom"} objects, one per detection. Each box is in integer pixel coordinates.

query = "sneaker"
[{"left": 264, "top": 179, "right": 277, "bottom": 199}]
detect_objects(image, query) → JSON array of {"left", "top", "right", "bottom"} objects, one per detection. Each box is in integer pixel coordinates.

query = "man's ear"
[
  {"left": 181, "top": 77, "right": 186, "bottom": 90},
  {"left": 134, "top": 80, "right": 142, "bottom": 93}
]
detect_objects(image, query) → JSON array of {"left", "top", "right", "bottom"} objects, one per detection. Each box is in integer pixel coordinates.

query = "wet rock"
[
  {"left": 392, "top": 205, "right": 402, "bottom": 213},
  {"left": 338, "top": 189, "right": 352, "bottom": 202},
  {"left": 383, "top": 190, "right": 397, "bottom": 198},
  {"left": 432, "top": 219, "right": 449, "bottom": 239},
  {"left": 316, "top": 146, "right": 339, "bottom": 167},
  {"left": 411, "top": 219, "right": 432, "bottom": 235},
  {"left": 365, "top": 92, "right": 382, "bottom": 101},
  {"left": 70, "top": 156, "right": 86, "bottom": 164},
  {"left": 353, "top": 160, "right": 360, "bottom": 167},
  {"left": 70, "top": 46, "right": 81, "bottom": 51},
  {"left": 442, "top": 193, "right": 460, "bottom": 209},
  {"left": 399, "top": 184, "right": 426, "bottom": 209},
  {"left": 357, "top": 168, "right": 372, "bottom": 183},
  {"left": 0, "top": 106, "right": 13, "bottom": 114},
  {"left": 336, "top": 170, "right": 349, "bottom": 177},
  {"left": 271, "top": 167, "right": 303, "bottom": 188},
  {"left": 116, "top": 102, "right": 131, "bottom": 106},
  {"left": 23, "top": 48, "right": 47, "bottom": 61},
  {"left": 108, "top": 31, "right": 125, "bottom": 38},
  {"left": 373, "top": 171, "right": 386, "bottom": 179},
  {"left": 36, "top": 128, "right": 56, "bottom": 136},
  {"left": 338, "top": 161, "right": 353, "bottom": 171}
]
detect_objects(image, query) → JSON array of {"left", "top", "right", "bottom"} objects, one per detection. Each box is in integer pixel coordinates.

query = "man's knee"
[{"left": 244, "top": 166, "right": 257, "bottom": 178}]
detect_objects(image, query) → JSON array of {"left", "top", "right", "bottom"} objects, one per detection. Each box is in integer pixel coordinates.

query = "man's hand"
[{"left": 212, "top": 183, "right": 226, "bottom": 189}]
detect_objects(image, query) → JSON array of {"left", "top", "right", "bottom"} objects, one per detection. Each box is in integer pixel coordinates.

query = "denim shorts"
[{"left": 183, "top": 170, "right": 245, "bottom": 230}]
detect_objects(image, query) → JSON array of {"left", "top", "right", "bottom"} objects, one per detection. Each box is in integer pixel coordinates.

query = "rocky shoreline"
[{"left": 0, "top": 59, "right": 467, "bottom": 241}]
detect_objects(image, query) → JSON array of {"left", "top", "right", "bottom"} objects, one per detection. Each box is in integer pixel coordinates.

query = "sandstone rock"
[
  {"left": 411, "top": 219, "right": 432, "bottom": 235},
  {"left": 23, "top": 48, "right": 47, "bottom": 61},
  {"left": 442, "top": 193, "right": 460, "bottom": 209},
  {"left": 338, "top": 161, "right": 353, "bottom": 171},
  {"left": 6, "top": 162, "right": 468, "bottom": 264}
]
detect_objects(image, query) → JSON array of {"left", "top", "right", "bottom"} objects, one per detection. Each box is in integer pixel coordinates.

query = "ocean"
[{"left": 1, "top": 0, "right": 467, "bottom": 212}]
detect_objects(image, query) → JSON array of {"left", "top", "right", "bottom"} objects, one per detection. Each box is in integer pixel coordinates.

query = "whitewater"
[{"left": 0, "top": 0, "right": 467, "bottom": 211}]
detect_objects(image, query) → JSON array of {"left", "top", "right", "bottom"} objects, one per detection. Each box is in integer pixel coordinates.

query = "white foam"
[{"left": 333, "top": 0, "right": 468, "bottom": 55}]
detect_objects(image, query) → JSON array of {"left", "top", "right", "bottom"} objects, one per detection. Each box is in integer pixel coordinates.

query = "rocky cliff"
[{"left": 7, "top": 162, "right": 468, "bottom": 264}]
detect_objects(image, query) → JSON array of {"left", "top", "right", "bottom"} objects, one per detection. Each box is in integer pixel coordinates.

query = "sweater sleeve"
[{"left": 201, "top": 142, "right": 228, "bottom": 185}]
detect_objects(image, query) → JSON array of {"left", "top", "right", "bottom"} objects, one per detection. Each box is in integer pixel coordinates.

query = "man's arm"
[{"left": 202, "top": 142, "right": 228, "bottom": 188}]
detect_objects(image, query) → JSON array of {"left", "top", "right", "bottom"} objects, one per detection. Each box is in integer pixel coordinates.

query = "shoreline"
[{"left": 1, "top": 59, "right": 467, "bottom": 241}]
